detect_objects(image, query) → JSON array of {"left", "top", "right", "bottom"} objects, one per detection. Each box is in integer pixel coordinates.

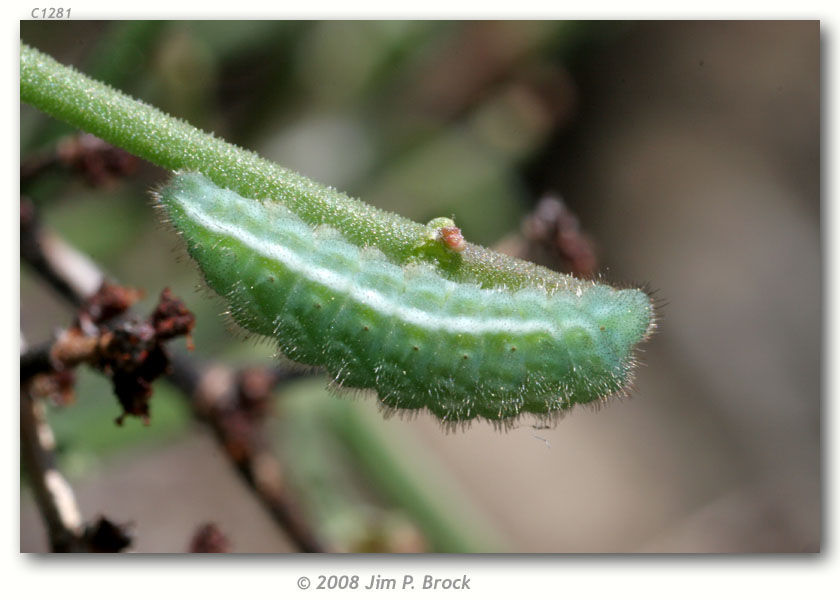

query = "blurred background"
[{"left": 20, "top": 20, "right": 819, "bottom": 552}]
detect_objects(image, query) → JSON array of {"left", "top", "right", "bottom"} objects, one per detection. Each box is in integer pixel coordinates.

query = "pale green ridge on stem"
[{"left": 20, "top": 42, "right": 581, "bottom": 293}]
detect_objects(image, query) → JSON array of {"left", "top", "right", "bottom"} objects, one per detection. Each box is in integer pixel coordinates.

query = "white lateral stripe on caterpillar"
[{"left": 174, "top": 196, "right": 576, "bottom": 337}]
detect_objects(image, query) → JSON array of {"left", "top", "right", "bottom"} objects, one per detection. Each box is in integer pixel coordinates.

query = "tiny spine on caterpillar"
[{"left": 157, "top": 173, "right": 655, "bottom": 426}]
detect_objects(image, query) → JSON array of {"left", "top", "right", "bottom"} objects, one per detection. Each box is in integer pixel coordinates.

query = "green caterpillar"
[{"left": 158, "top": 173, "right": 654, "bottom": 425}]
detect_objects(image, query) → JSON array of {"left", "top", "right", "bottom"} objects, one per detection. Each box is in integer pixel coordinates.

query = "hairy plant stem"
[{"left": 20, "top": 42, "right": 577, "bottom": 292}]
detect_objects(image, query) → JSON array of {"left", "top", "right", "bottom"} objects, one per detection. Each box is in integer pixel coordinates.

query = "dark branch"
[
  {"left": 168, "top": 354, "right": 322, "bottom": 552},
  {"left": 20, "top": 388, "right": 84, "bottom": 551},
  {"left": 21, "top": 283, "right": 195, "bottom": 424},
  {"left": 20, "top": 198, "right": 325, "bottom": 552},
  {"left": 21, "top": 133, "right": 139, "bottom": 186},
  {"left": 496, "top": 194, "right": 598, "bottom": 278},
  {"left": 21, "top": 198, "right": 102, "bottom": 305},
  {"left": 189, "top": 522, "right": 231, "bottom": 553},
  {"left": 21, "top": 388, "right": 133, "bottom": 552}
]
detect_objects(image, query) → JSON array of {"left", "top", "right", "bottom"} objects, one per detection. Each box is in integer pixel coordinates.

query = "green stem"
[
  {"left": 326, "top": 399, "right": 504, "bottom": 552},
  {"left": 20, "top": 42, "right": 577, "bottom": 292},
  {"left": 23, "top": 21, "right": 165, "bottom": 153}
]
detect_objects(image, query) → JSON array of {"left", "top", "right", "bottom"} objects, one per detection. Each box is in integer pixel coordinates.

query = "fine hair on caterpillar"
[{"left": 156, "top": 172, "right": 655, "bottom": 425}]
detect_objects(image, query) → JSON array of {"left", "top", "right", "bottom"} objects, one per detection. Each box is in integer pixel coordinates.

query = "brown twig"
[
  {"left": 82, "top": 517, "right": 133, "bottom": 552},
  {"left": 21, "top": 198, "right": 103, "bottom": 305},
  {"left": 20, "top": 386, "right": 84, "bottom": 551},
  {"left": 21, "top": 133, "right": 139, "bottom": 186},
  {"left": 168, "top": 354, "right": 322, "bottom": 552},
  {"left": 21, "top": 284, "right": 196, "bottom": 424},
  {"left": 189, "top": 522, "right": 231, "bottom": 553},
  {"left": 19, "top": 150, "right": 58, "bottom": 183},
  {"left": 495, "top": 194, "right": 598, "bottom": 278},
  {"left": 20, "top": 198, "right": 326, "bottom": 552},
  {"left": 20, "top": 386, "right": 133, "bottom": 552}
]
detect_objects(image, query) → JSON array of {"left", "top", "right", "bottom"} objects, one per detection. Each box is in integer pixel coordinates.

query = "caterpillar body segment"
[{"left": 158, "top": 173, "right": 654, "bottom": 423}]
